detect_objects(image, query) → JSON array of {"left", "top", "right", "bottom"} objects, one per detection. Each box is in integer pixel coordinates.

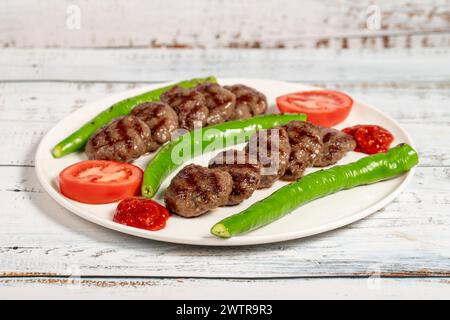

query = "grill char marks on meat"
[
  {"left": 160, "top": 82, "right": 236, "bottom": 130},
  {"left": 85, "top": 115, "right": 151, "bottom": 163},
  {"left": 314, "top": 127, "right": 356, "bottom": 167},
  {"left": 209, "top": 150, "right": 261, "bottom": 205},
  {"left": 281, "top": 121, "right": 323, "bottom": 181},
  {"left": 160, "top": 86, "right": 209, "bottom": 130},
  {"left": 224, "top": 84, "right": 268, "bottom": 120},
  {"left": 130, "top": 101, "right": 178, "bottom": 152},
  {"left": 85, "top": 83, "right": 266, "bottom": 164},
  {"left": 194, "top": 83, "right": 236, "bottom": 125},
  {"left": 245, "top": 127, "right": 291, "bottom": 188},
  {"left": 164, "top": 121, "right": 356, "bottom": 218},
  {"left": 164, "top": 164, "right": 233, "bottom": 217}
]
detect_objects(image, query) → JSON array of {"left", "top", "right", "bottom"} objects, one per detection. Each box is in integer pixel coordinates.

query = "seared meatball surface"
[
  {"left": 164, "top": 164, "right": 233, "bottom": 217},
  {"left": 194, "top": 83, "right": 236, "bottom": 125},
  {"left": 160, "top": 86, "right": 209, "bottom": 130},
  {"left": 85, "top": 115, "right": 151, "bottom": 163},
  {"left": 131, "top": 101, "right": 178, "bottom": 151},
  {"left": 281, "top": 121, "right": 323, "bottom": 181},
  {"left": 245, "top": 127, "right": 291, "bottom": 188},
  {"left": 224, "top": 84, "right": 268, "bottom": 120},
  {"left": 209, "top": 150, "right": 261, "bottom": 205},
  {"left": 314, "top": 127, "right": 356, "bottom": 167}
]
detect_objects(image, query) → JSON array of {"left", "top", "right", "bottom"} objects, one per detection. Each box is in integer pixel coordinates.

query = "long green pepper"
[
  {"left": 51, "top": 76, "right": 217, "bottom": 158},
  {"left": 211, "top": 143, "right": 419, "bottom": 238},
  {"left": 141, "top": 114, "right": 307, "bottom": 198}
]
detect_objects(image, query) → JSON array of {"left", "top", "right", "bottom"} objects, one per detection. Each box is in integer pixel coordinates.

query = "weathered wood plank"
[
  {"left": 0, "top": 81, "right": 449, "bottom": 166},
  {"left": 2, "top": 81, "right": 450, "bottom": 124},
  {"left": 0, "top": 166, "right": 449, "bottom": 278},
  {"left": 1, "top": 277, "right": 449, "bottom": 299},
  {"left": 1, "top": 0, "right": 449, "bottom": 49},
  {"left": 0, "top": 48, "right": 448, "bottom": 292},
  {"left": 1, "top": 48, "right": 449, "bottom": 82}
]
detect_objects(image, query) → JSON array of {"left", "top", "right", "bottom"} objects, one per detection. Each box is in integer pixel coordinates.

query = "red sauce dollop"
[
  {"left": 113, "top": 197, "right": 170, "bottom": 231},
  {"left": 342, "top": 125, "right": 394, "bottom": 155}
]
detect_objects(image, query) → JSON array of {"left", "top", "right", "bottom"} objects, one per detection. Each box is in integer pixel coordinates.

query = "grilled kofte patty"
[
  {"left": 130, "top": 101, "right": 178, "bottom": 151},
  {"left": 245, "top": 127, "right": 291, "bottom": 188},
  {"left": 161, "top": 82, "right": 236, "bottom": 130},
  {"left": 194, "top": 83, "right": 236, "bottom": 125},
  {"left": 314, "top": 127, "right": 356, "bottom": 167},
  {"left": 209, "top": 150, "right": 261, "bottom": 205},
  {"left": 224, "top": 84, "right": 268, "bottom": 120},
  {"left": 281, "top": 121, "right": 323, "bottom": 181},
  {"left": 85, "top": 115, "right": 151, "bottom": 163},
  {"left": 160, "top": 86, "right": 209, "bottom": 130},
  {"left": 164, "top": 164, "right": 233, "bottom": 217}
]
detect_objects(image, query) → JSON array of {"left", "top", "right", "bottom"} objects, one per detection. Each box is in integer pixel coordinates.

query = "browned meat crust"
[
  {"left": 194, "top": 83, "right": 236, "bottom": 125},
  {"left": 160, "top": 86, "right": 209, "bottom": 130},
  {"left": 281, "top": 121, "right": 323, "bottom": 181},
  {"left": 209, "top": 150, "right": 261, "bottom": 205},
  {"left": 245, "top": 127, "right": 291, "bottom": 188},
  {"left": 161, "top": 83, "right": 236, "bottom": 130},
  {"left": 164, "top": 164, "right": 233, "bottom": 217},
  {"left": 130, "top": 101, "right": 178, "bottom": 151},
  {"left": 314, "top": 127, "right": 356, "bottom": 167},
  {"left": 224, "top": 84, "right": 268, "bottom": 120},
  {"left": 85, "top": 115, "right": 151, "bottom": 163}
]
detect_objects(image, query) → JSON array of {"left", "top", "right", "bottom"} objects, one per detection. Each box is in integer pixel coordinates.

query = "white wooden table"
[{"left": 0, "top": 48, "right": 449, "bottom": 299}]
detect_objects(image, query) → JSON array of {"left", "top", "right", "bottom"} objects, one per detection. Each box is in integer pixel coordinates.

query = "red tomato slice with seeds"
[
  {"left": 276, "top": 90, "right": 354, "bottom": 127},
  {"left": 59, "top": 160, "right": 143, "bottom": 204}
]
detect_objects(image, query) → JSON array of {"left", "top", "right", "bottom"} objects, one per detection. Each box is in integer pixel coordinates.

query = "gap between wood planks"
[
  {"left": 1, "top": 48, "right": 449, "bottom": 82},
  {"left": 1, "top": 80, "right": 450, "bottom": 86},
  {"left": 2, "top": 272, "right": 450, "bottom": 279}
]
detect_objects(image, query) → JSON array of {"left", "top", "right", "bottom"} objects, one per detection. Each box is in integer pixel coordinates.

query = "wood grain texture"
[
  {"left": 1, "top": 0, "right": 449, "bottom": 49},
  {"left": 1, "top": 48, "right": 450, "bottom": 82},
  {"left": 0, "top": 48, "right": 449, "bottom": 298},
  {"left": 1, "top": 277, "right": 449, "bottom": 299},
  {"left": 0, "top": 165, "right": 449, "bottom": 278}
]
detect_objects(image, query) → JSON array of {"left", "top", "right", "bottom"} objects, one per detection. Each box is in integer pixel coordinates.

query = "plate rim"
[{"left": 35, "top": 78, "right": 416, "bottom": 246}]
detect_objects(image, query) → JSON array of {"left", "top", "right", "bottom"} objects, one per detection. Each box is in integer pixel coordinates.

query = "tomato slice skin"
[
  {"left": 59, "top": 160, "right": 143, "bottom": 204},
  {"left": 276, "top": 90, "right": 353, "bottom": 127}
]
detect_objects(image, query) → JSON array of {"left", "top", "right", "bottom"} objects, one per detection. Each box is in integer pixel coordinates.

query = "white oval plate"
[{"left": 35, "top": 78, "right": 415, "bottom": 246}]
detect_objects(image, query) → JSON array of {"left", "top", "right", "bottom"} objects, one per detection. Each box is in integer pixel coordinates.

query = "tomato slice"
[
  {"left": 59, "top": 160, "right": 143, "bottom": 204},
  {"left": 276, "top": 90, "right": 353, "bottom": 127}
]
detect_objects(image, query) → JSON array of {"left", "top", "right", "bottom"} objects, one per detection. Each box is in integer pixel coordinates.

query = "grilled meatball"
[
  {"left": 245, "top": 127, "right": 291, "bottom": 188},
  {"left": 314, "top": 127, "right": 356, "bottom": 167},
  {"left": 164, "top": 164, "right": 233, "bottom": 217},
  {"left": 281, "top": 121, "right": 323, "bottom": 181},
  {"left": 85, "top": 116, "right": 151, "bottom": 163},
  {"left": 209, "top": 150, "right": 261, "bottom": 205},
  {"left": 194, "top": 83, "right": 236, "bottom": 125},
  {"left": 224, "top": 84, "right": 268, "bottom": 120},
  {"left": 130, "top": 101, "right": 178, "bottom": 151},
  {"left": 161, "top": 86, "right": 209, "bottom": 130}
]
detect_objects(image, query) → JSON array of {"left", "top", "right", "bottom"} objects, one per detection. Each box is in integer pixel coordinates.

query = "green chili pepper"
[
  {"left": 51, "top": 76, "right": 217, "bottom": 158},
  {"left": 141, "top": 114, "right": 307, "bottom": 198},
  {"left": 211, "top": 143, "right": 419, "bottom": 238}
]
